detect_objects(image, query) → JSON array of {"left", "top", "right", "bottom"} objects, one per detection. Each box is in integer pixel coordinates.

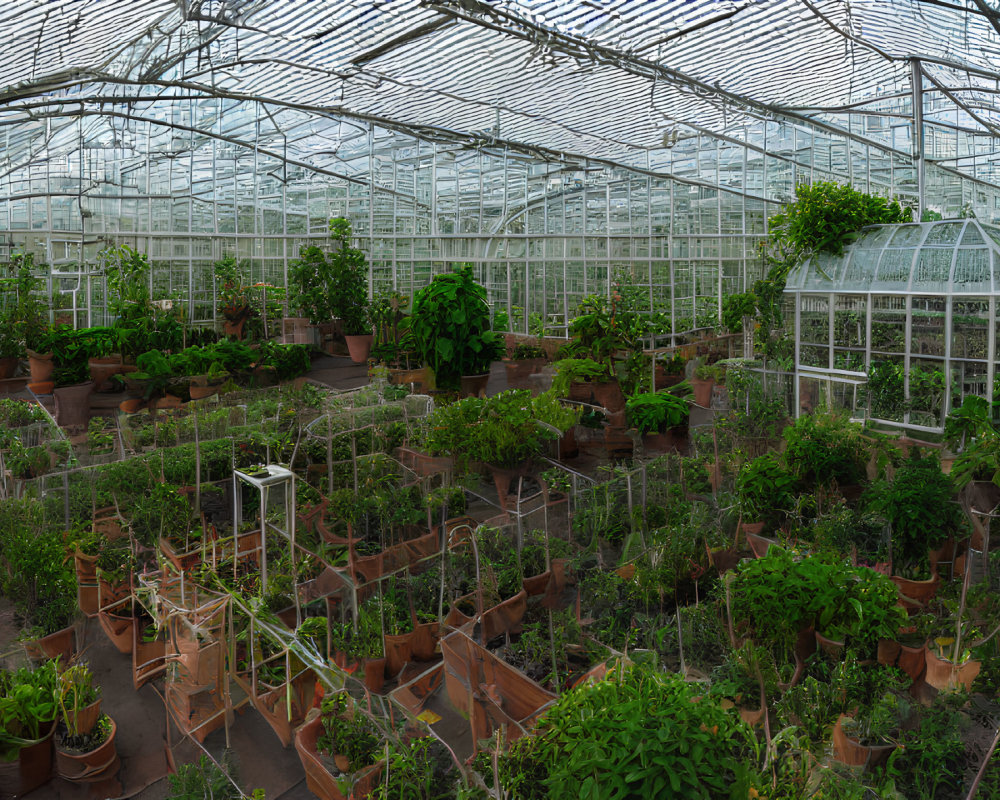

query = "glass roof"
[
  {"left": 785, "top": 219, "right": 1000, "bottom": 295},
  {"left": 2, "top": 1, "right": 1000, "bottom": 183}
]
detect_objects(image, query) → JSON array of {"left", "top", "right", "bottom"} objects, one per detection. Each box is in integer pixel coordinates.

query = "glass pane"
[
  {"left": 912, "top": 247, "right": 952, "bottom": 289},
  {"left": 923, "top": 222, "right": 963, "bottom": 246},
  {"left": 960, "top": 225, "right": 984, "bottom": 246},
  {"left": 953, "top": 248, "right": 991, "bottom": 288},
  {"left": 875, "top": 248, "right": 912, "bottom": 284},
  {"left": 889, "top": 225, "right": 925, "bottom": 247},
  {"left": 911, "top": 297, "right": 946, "bottom": 357}
]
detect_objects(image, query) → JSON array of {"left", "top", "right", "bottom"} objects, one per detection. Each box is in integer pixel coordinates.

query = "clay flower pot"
[
  {"left": 832, "top": 714, "right": 897, "bottom": 768},
  {"left": 344, "top": 333, "right": 374, "bottom": 364},
  {"left": 55, "top": 715, "right": 118, "bottom": 783},
  {"left": 924, "top": 645, "right": 980, "bottom": 692}
]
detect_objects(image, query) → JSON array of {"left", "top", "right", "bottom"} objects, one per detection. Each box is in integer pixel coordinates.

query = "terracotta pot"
[
  {"left": 891, "top": 574, "right": 939, "bottom": 608},
  {"left": 98, "top": 608, "right": 136, "bottom": 654},
  {"left": 363, "top": 658, "right": 386, "bottom": 693},
  {"left": 132, "top": 621, "right": 167, "bottom": 690},
  {"left": 63, "top": 698, "right": 102, "bottom": 738},
  {"left": 897, "top": 642, "right": 927, "bottom": 682},
  {"left": 460, "top": 372, "right": 490, "bottom": 398},
  {"left": 832, "top": 714, "right": 897, "bottom": 768},
  {"left": 27, "top": 381, "right": 54, "bottom": 395},
  {"left": 815, "top": 630, "right": 845, "bottom": 657},
  {"left": 410, "top": 621, "right": 439, "bottom": 661},
  {"left": 88, "top": 356, "right": 123, "bottom": 392},
  {"left": 223, "top": 317, "right": 247, "bottom": 339},
  {"left": 388, "top": 366, "right": 433, "bottom": 392},
  {"left": 118, "top": 397, "right": 146, "bottom": 414},
  {"left": 877, "top": 638, "right": 901, "bottom": 666},
  {"left": 591, "top": 379, "right": 625, "bottom": 412},
  {"left": 294, "top": 714, "right": 384, "bottom": 800},
  {"left": 53, "top": 381, "right": 95, "bottom": 430},
  {"left": 966, "top": 480, "right": 1000, "bottom": 514},
  {"left": 0, "top": 356, "right": 17, "bottom": 379},
  {"left": 26, "top": 350, "right": 54, "bottom": 383},
  {"left": 0, "top": 719, "right": 55, "bottom": 799},
  {"left": 739, "top": 521, "right": 765, "bottom": 537},
  {"left": 480, "top": 589, "right": 528, "bottom": 643},
  {"left": 55, "top": 715, "right": 118, "bottom": 783},
  {"left": 489, "top": 462, "right": 532, "bottom": 511},
  {"left": 523, "top": 570, "right": 552, "bottom": 597},
  {"left": 189, "top": 382, "right": 219, "bottom": 400},
  {"left": 691, "top": 377, "right": 714, "bottom": 407},
  {"left": 923, "top": 646, "right": 980, "bottom": 692},
  {"left": 567, "top": 381, "right": 592, "bottom": 403},
  {"left": 746, "top": 532, "right": 778, "bottom": 559},
  {"left": 159, "top": 536, "right": 202, "bottom": 572},
  {"left": 344, "top": 333, "right": 374, "bottom": 364},
  {"left": 557, "top": 426, "right": 578, "bottom": 459},
  {"left": 23, "top": 625, "right": 76, "bottom": 663},
  {"left": 384, "top": 632, "right": 414, "bottom": 678}
]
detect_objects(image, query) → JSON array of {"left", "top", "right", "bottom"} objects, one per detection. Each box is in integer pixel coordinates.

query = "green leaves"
[
  {"left": 513, "top": 662, "right": 758, "bottom": 800},
  {"left": 410, "top": 265, "right": 501, "bottom": 388}
]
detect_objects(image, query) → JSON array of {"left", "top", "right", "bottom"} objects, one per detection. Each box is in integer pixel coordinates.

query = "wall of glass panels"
[{"left": 2, "top": 97, "right": 1000, "bottom": 333}]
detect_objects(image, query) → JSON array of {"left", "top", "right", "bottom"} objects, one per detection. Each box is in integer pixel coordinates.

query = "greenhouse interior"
[{"left": 6, "top": 1, "right": 1000, "bottom": 799}]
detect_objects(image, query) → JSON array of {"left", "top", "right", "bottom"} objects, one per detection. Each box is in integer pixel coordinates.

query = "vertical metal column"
[{"left": 911, "top": 59, "right": 925, "bottom": 220}]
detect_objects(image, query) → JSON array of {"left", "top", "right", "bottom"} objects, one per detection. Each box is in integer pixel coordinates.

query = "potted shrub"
[
  {"left": 833, "top": 692, "right": 904, "bottom": 768},
  {"left": 56, "top": 664, "right": 101, "bottom": 741},
  {"left": 625, "top": 386, "right": 691, "bottom": 451},
  {"left": 409, "top": 264, "right": 503, "bottom": 392},
  {"left": 862, "top": 452, "right": 960, "bottom": 602},
  {"left": 735, "top": 452, "right": 796, "bottom": 537},
  {"left": 215, "top": 255, "right": 256, "bottom": 339},
  {"left": 328, "top": 219, "right": 373, "bottom": 364},
  {"left": 0, "top": 502, "right": 79, "bottom": 662}
]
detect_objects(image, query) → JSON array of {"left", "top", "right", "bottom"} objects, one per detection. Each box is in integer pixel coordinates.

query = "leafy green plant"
[
  {"left": 862, "top": 452, "right": 960, "bottom": 569},
  {"left": 316, "top": 693, "right": 381, "bottom": 772},
  {"left": 56, "top": 664, "right": 100, "bottom": 737},
  {"left": 508, "top": 660, "right": 759, "bottom": 800},
  {"left": 782, "top": 412, "right": 871, "bottom": 491},
  {"left": 214, "top": 255, "right": 257, "bottom": 323},
  {"left": 0, "top": 661, "right": 60, "bottom": 759},
  {"left": 409, "top": 264, "right": 503, "bottom": 388},
  {"left": 735, "top": 452, "right": 795, "bottom": 526},
  {"left": 625, "top": 388, "right": 691, "bottom": 434},
  {"left": 721, "top": 292, "right": 757, "bottom": 334},
  {"left": 731, "top": 548, "right": 905, "bottom": 656},
  {"left": 166, "top": 752, "right": 251, "bottom": 800},
  {"left": 767, "top": 181, "right": 911, "bottom": 259},
  {"left": 550, "top": 357, "right": 612, "bottom": 396}
]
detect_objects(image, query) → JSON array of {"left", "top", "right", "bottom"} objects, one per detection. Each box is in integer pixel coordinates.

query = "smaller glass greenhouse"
[{"left": 785, "top": 219, "right": 1000, "bottom": 432}]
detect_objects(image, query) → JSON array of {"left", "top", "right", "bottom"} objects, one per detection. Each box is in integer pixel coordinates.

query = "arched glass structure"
[{"left": 786, "top": 219, "right": 1000, "bottom": 431}]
